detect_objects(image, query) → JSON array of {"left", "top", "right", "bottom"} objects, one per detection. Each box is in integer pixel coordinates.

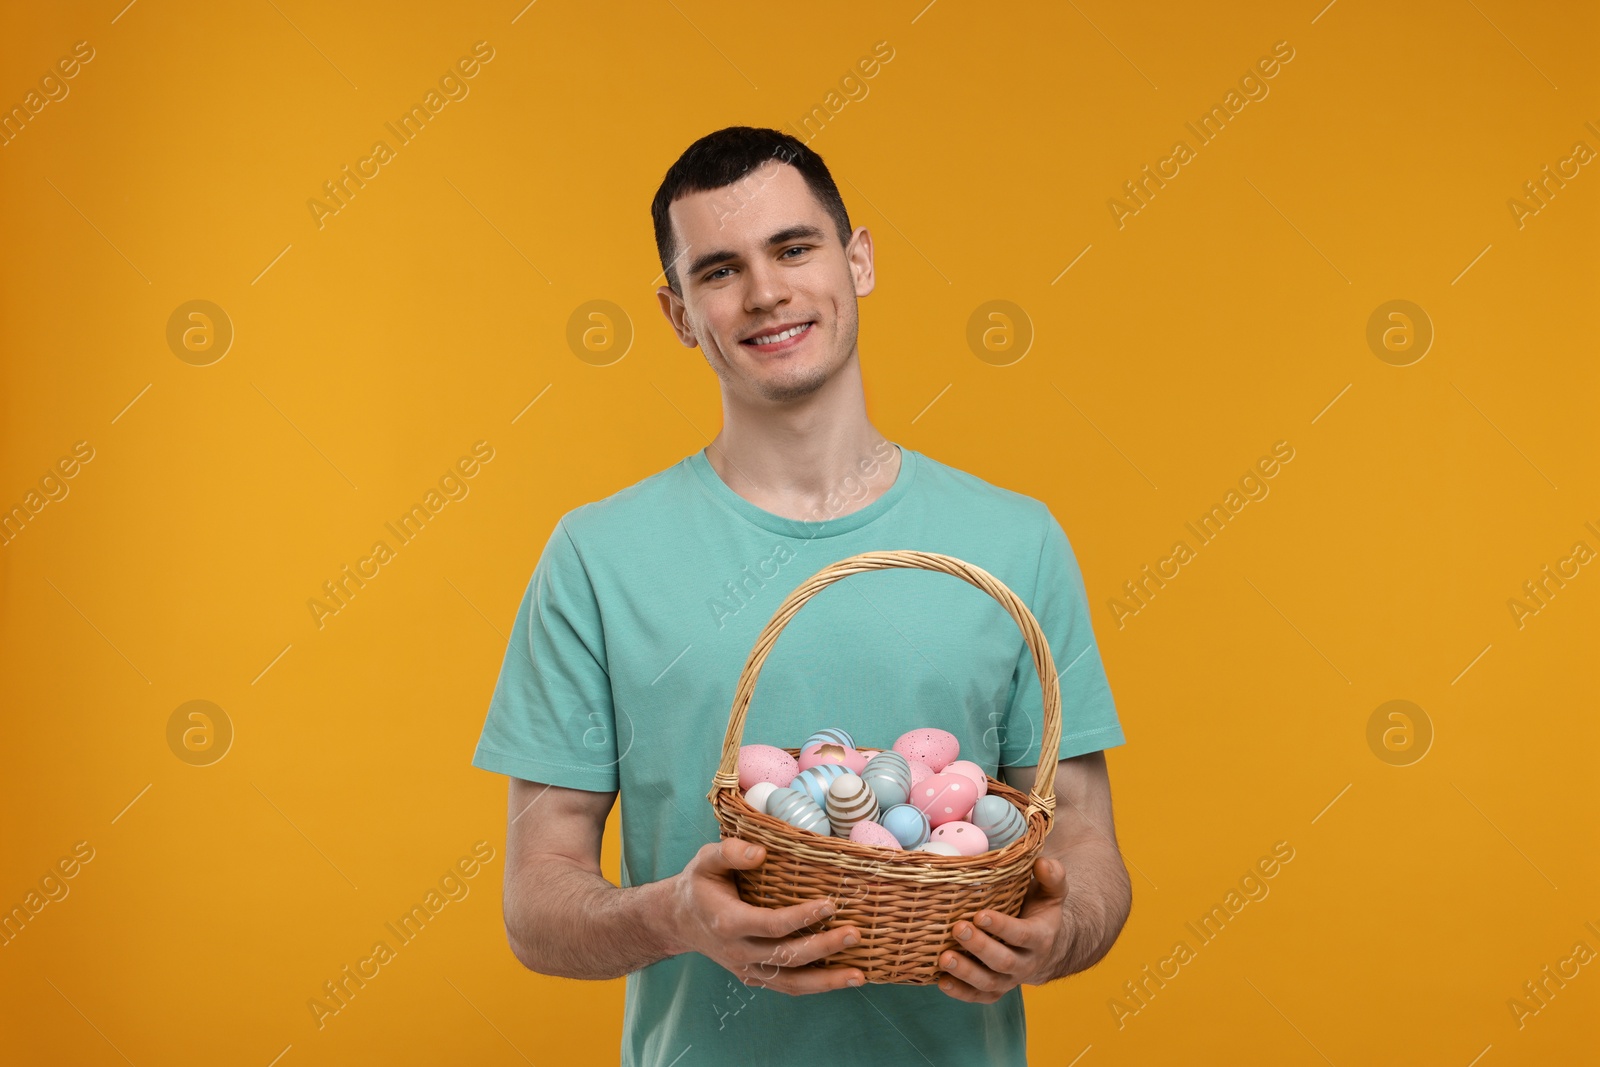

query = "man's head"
[{"left": 652, "top": 126, "right": 874, "bottom": 406}]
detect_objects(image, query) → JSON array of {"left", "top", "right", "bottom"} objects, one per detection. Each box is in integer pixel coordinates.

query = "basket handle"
[{"left": 707, "top": 550, "right": 1063, "bottom": 826}]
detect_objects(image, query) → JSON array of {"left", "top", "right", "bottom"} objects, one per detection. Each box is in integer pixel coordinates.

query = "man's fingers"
[
  {"left": 966, "top": 908, "right": 1041, "bottom": 949},
  {"left": 949, "top": 921, "right": 1023, "bottom": 973},
  {"left": 748, "top": 921, "right": 860, "bottom": 969},
  {"left": 703, "top": 837, "right": 765, "bottom": 873},
  {"left": 742, "top": 961, "right": 864, "bottom": 996},
  {"left": 751, "top": 895, "right": 838, "bottom": 938}
]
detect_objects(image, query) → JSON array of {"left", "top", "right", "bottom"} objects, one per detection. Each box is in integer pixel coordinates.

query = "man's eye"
[
  {"left": 781, "top": 246, "right": 809, "bottom": 258},
  {"left": 706, "top": 267, "right": 732, "bottom": 281}
]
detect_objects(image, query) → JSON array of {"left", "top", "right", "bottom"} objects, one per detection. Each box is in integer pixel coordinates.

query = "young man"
[{"left": 471, "top": 126, "right": 1131, "bottom": 1065}]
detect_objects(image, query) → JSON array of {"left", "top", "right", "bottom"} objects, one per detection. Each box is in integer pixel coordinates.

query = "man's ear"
[
  {"left": 846, "top": 226, "right": 875, "bottom": 298},
  {"left": 656, "top": 285, "right": 700, "bottom": 348}
]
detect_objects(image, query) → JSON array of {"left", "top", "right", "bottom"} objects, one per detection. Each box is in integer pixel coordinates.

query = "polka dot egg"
[
  {"left": 943, "top": 760, "right": 989, "bottom": 798},
  {"left": 910, "top": 772, "right": 977, "bottom": 827},
  {"left": 929, "top": 820, "right": 989, "bottom": 856}
]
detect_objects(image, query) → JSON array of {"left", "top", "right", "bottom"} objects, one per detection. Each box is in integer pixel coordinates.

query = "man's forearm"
[
  {"left": 507, "top": 858, "right": 681, "bottom": 980},
  {"left": 1039, "top": 832, "right": 1132, "bottom": 983}
]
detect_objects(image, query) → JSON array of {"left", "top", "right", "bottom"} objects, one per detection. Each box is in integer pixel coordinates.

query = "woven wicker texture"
[{"left": 706, "top": 550, "right": 1063, "bottom": 984}]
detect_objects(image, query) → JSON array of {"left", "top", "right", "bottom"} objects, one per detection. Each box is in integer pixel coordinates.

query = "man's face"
[{"left": 656, "top": 162, "right": 874, "bottom": 405}]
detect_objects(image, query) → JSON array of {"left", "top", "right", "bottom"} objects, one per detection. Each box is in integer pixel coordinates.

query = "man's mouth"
[{"left": 740, "top": 321, "right": 815, "bottom": 351}]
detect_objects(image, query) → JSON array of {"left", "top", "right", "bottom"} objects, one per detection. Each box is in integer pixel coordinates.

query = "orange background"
[{"left": 2, "top": 1, "right": 1596, "bottom": 1064}]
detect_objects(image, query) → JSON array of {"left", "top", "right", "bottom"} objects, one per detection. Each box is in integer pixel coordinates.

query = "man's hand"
[
  {"left": 935, "top": 856, "right": 1072, "bottom": 1003},
  {"left": 667, "top": 836, "right": 865, "bottom": 995}
]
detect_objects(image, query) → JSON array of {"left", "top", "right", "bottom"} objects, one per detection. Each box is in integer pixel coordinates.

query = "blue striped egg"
[
  {"left": 878, "top": 803, "right": 930, "bottom": 849},
  {"left": 861, "top": 751, "right": 912, "bottom": 809},
  {"left": 792, "top": 764, "right": 850, "bottom": 808},
  {"left": 971, "top": 794, "right": 1026, "bottom": 849},
  {"left": 757, "top": 785, "right": 800, "bottom": 816},
  {"left": 825, "top": 773, "right": 879, "bottom": 837},
  {"left": 802, "top": 727, "right": 856, "bottom": 752},
  {"left": 768, "top": 788, "right": 829, "bottom": 835}
]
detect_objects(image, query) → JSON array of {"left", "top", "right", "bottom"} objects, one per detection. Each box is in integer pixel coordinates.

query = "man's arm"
[
  {"left": 501, "top": 776, "right": 682, "bottom": 980},
  {"left": 499, "top": 776, "right": 864, "bottom": 989},
  {"left": 1002, "top": 749, "right": 1132, "bottom": 982}
]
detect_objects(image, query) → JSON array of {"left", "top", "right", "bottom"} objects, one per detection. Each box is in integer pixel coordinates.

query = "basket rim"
[{"left": 709, "top": 769, "right": 1047, "bottom": 881}]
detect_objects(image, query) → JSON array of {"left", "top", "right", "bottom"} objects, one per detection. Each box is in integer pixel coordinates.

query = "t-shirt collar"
[{"left": 686, "top": 444, "right": 917, "bottom": 539}]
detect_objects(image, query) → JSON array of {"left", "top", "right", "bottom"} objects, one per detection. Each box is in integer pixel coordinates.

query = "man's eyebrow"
[{"left": 685, "top": 224, "right": 829, "bottom": 280}]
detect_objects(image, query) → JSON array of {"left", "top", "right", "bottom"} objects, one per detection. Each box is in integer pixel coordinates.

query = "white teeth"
[{"left": 748, "top": 322, "right": 811, "bottom": 345}]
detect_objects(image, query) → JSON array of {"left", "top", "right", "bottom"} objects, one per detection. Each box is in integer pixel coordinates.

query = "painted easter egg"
[
  {"left": 767, "top": 788, "right": 829, "bottom": 835},
  {"left": 738, "top": 744, "right": 798, "bottom": 791},
  {"left": 744, "top": 781, "right": 779, "bottom": 814},
  {"left": 929, "top": 821, "right": 990, "bottom": 856},
  {"left": 944, "top": 760, "right": 989, "bottom": 798},
  {"left": 849, "top": 820, "right": 902, "bottom": 850},
  {"left": 878, "top": 803, "right": 931, "bottom": 849},
  {"left": 761, "top": 786, "right": 800, "bottom": 817},
  {"left": 802, "top": 727, "right": 855, "bottom": 752},
  {"left": 915, "top": 841, "right": 961, "bottom": 856},
  {"left": 910, "top": 772, "right": 978, "bottom": 827},
  {"left": 825, "top": 773, "right": 880, "bottom": 837},
  {"left": 893, "top": 728, "right": 959, "bottom": 773},
  {"left": 971, "top": 794, "right": 1027, "bottom": 850},
  {"left": 792, "top": 764, "right": 851, "bottom": 808},
  {"left": 861, "top": 751, "right": 912, "bottom": 809},
  {"left": 798, "top": 741, "right": 867, "bottom": 775}
]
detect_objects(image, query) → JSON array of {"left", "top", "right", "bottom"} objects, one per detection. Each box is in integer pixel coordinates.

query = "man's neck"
[{"left": 703, "top": 417, "right": 901, "bottom": 524}]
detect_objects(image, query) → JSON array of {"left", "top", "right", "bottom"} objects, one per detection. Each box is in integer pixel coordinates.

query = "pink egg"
[
  {"left": 908, "top": 760, "right": 933, "bottom": 787},
  {"left": 797, "top": 741, "right": 859, "bottom": 773},
  {"left": 893, "top": 728, "right": 959, "bottom": 773},
  {"left": 738, "top": 744, "right": 798, "bottom": 791},
  {"left": 944, "top": 760, "right": 988, "bottom": 798},
  {"left": 929, "top": 821, "right": 989, "bottom": 856},
  {"left": 848, "top": 820, "right": 903, "bottom": 850},
  {"left": 910, "top": 772, "right": 977, "bottom": 827}
]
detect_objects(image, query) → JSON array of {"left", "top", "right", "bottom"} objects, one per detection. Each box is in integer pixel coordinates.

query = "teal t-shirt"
[{"left": 471, "top": 444, "right": 1125, "bottom": 1066}]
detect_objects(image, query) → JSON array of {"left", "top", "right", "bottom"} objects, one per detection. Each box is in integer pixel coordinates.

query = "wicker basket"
[{"left": 706, "top": 549, "right": 1062, "bottom": 985}]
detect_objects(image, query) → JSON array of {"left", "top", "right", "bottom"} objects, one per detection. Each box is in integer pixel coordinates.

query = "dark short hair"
[{"left": 651, "top": 126, "right": 853, "bottom": 295}]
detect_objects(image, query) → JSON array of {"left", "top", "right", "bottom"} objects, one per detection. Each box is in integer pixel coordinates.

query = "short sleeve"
[
  {"left": 470, "top": 518, "right": 621, "bottom": 792},
  {"left": 998, "top": 508, "right": 1126, "bottom": 768}
]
